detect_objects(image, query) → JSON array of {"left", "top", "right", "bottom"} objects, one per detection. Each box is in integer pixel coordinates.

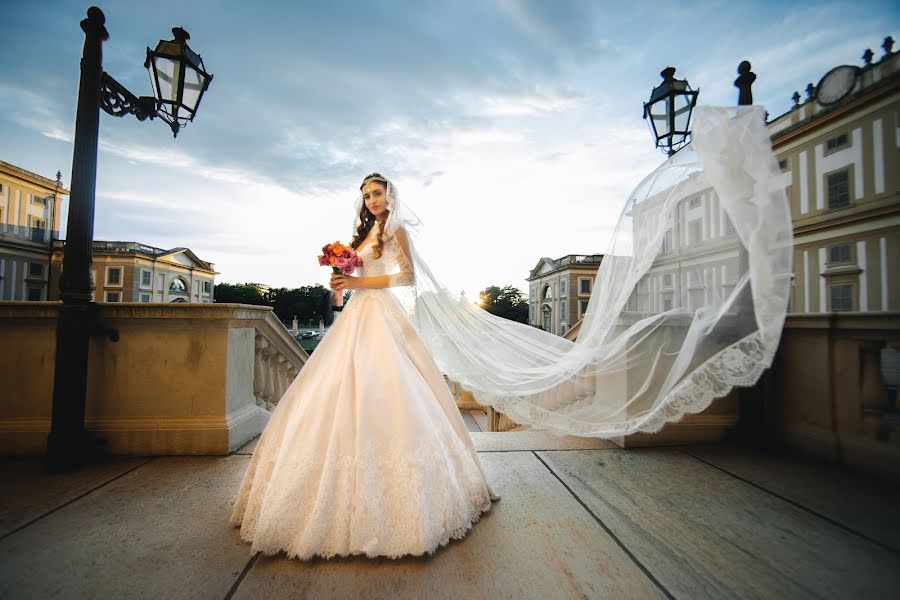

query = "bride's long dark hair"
[{"left": 350, "top": 173, "right": 390, "bottom": 259}]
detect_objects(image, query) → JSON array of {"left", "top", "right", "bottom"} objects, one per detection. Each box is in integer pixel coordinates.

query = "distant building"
[
  {"left": 0, "top": 160, "right": 68, "bottom": 301},
  {"left": 526, "top": 254, "right": 603, "bottom": 335},
  {"left": 0, "top": 160, "right": 218, "bottom": 303},
  {"left": 49, "top": 240, "right": 218, "bottom": 303}
]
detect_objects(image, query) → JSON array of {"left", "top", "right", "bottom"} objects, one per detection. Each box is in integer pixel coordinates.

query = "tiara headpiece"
[{"left": 360, "top": 172, "right": 388, "bottom": 190}]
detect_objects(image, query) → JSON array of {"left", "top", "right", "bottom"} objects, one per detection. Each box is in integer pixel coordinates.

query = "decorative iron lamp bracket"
[{"left": 99, "top": 72, "right": 158, "bottom": 121}]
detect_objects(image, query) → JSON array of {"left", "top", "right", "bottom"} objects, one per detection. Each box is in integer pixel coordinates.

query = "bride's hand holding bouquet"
[{"left": 319, "top": 241, "right": 363, "bottom": 308}]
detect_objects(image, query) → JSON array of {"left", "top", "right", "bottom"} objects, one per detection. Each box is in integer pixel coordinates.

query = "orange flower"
[
  {"left": 330, "top": 242, "right": 347, "bottom": 256},
  {"left": 328, "top": 255, "right": 337, "bottom": 266}
]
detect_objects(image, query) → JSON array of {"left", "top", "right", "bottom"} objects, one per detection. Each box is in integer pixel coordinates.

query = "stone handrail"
[{"left": 0, "top": 301, "right": 308, "bottom": 455}]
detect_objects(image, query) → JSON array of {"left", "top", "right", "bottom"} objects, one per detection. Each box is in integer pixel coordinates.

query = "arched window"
[
  {"left": 169, "top": 278, "right": 187, "bottom": 294},
  {"left": 543, "top": 285, "right": 552, "bottom": 301}
]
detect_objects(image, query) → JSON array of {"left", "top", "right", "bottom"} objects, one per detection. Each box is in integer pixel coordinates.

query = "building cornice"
[
  {"left": 770, "top": 74, "right": 900, "bottom": 149},
  {"left": 0, "top": 161, "right": 70, "bottom": 195}
]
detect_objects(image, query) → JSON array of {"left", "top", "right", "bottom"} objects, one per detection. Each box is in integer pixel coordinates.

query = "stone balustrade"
[
  {"left": 765, "top": 312, "right": 900, "bottom": 483},
  {"left": 0, "top": 301, "right": 308, "bottom": 455}
]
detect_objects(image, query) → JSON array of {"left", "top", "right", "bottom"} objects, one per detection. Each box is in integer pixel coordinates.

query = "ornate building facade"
[
  {"left": 526, "top": 254, "right": 603, "bottom": 335},
  {"left": 769, "top": 37, "right": 898, "bottom": 313},
  {"left": 49, "top": 240, "right": 218, "bottom": 303}
]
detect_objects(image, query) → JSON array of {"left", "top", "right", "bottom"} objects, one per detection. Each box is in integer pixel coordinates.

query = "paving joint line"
[
  {"left": 679, "top": 448, "right": 900, "bottom": 555},
  {"left": 224, "top": 551, "right": 261, "bottom": 600},
  {"left": 531, "top": 450, "right": 676, "bottom": 600},
  {"left": 0, "top": 457, "right": 157, "bottom": 542}
]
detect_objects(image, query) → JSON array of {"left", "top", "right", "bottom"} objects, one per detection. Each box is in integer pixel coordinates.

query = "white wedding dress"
[{"left": 229, "top": 225, "right": 497, "bottom": 561}]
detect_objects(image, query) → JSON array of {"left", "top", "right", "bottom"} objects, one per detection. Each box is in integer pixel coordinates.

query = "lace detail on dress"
[
  {"left": 230, "top": 435, "right": 492, "bottom": 561},
  {"left": 357, "top": 224, "right": 415, "bottom": 288},
  {"left": 385, "top": 237, "right": 414, "bottom": 287}
]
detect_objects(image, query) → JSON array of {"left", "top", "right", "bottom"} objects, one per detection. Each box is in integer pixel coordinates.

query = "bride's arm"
[{"left": 331, "top": 227, "right": 415, "bottom": 291}]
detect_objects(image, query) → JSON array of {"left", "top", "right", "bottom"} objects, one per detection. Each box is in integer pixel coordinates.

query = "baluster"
[
  {"left": 272, "top": 355, "right": 286, "bottom": 406},
  {"left": 890, "top": 342, "right": 900, "bottom": 413},
  {"left": 860, "top": 341, "right": 888, "bottom": 440},
  {"left": 262, "top": 349, "right": 275, "bottom": 410},
  {"left": 253, "top": 336, "right": 267, "bottom": 407}
]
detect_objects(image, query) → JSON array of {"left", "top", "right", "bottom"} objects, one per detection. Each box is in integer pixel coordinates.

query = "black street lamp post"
[{"left": 47, "top": 6, "right": 212, "bottom": 470}]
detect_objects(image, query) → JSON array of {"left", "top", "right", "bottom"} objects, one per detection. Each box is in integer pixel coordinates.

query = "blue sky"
[{"left": 1, "top": 0, "right": 897, "bottom": 298}]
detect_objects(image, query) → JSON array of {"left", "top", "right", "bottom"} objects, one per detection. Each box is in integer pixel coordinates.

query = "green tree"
[
  {"left": 478, "top": 285, "right": 529, "bottom": 323},
  {"left": 215, "top": 283, "right": 352, "bottom": 329},
  {"left": 213, "top": 283, "right": 269, "bottom": 305},
  {"left": 269, "top": 284, "right": 330, "bottom": 325}
]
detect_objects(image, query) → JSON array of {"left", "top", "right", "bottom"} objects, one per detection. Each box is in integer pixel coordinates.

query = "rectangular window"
[
  {"left": 723, "top": 214, "right": 736, "bottom": 236},
  {"left": 202, "top": 280, "right": 212, "bottom": 294},
  {"left": 688, "top": 197, "right": 701, "bottom": 210},
  {"left": 560, "top": 280, "right": 566, "bottom": 296},
  {"left": 579, "top": 278, "right": 591, "bottom": 294},
  {"left": 661, "top": 229, "right": 673, "bottom": 254},
  {"left": 140, "top": 293, "right": 151, "bottom": 302},
  {"left": 689, "top": 219, "right": 703, "bottom": 245},
  {"left": 826, "top": 133, "right": 849, "bottom": 152},
  {"left": 830, "top": 284, "right": 853, "bottom": 311},
  {"left": 29, "top": 262, "right": 44, "bottom": 277},
  {"left": 827, "top": 170, "right": 850, "bottom": 209},
  {"left": 829, "top": 243, "right": 852, "bottom": 264},
  {"left": 27, "top": 287, "right": 42, "bottom": 301},
  {"left": 560, "top": 302, "right": 566, "bottom": 320},
  {"left": 778, "top": 158, "right": 789, "bottom": 171},
  {"left": 31, "top": 194, "right": 48, "bottom": 206},
  {"left": 106, "top": 266, "right": 122, "bottom": 286},
  {"left": 105, "top": 291, "right": 120, "bottom": 303},
  {"left": 141, "top": 269, "right": 152, "bottom": 287},
  {"left": 579, "top": 299, "right": 589, "bottom": 317},
  {"left": 30, "top": 218, "right": 46, "bottom": 243},
  {"left": 663, "top": 297, "right": 673, "bottom": 311},
  {"left": 662, "top": 273, "right": 673, "bottom": 288}
]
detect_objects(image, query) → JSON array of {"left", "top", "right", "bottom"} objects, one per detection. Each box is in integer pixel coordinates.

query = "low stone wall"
[
  {"left": 765, "top": 312, "right": 900, "bottom": 484},
  {"left": 0, "top": 302, "right": 307, "bottom": 455}
]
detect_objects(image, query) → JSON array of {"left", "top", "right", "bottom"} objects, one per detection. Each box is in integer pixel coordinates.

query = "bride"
[
  {"left": 230, "top": 105, "right": 792, "bottom": 561},
  {"left": 229, "top": 172, "right": 500, "bottom": 561}
]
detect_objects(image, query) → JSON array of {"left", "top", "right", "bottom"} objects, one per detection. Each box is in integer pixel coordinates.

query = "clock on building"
[{"left": 815, "top": 65, "right": 859, "bottom": 106}]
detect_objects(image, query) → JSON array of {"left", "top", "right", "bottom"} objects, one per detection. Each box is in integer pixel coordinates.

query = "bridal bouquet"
[{"left": 318, "top": 242, "right": 363, "bottom": 308}]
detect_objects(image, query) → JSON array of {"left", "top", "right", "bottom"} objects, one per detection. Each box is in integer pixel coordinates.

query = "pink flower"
[
  {"left": 334, "top": 257, "right": 349, "bottom": 269},
  {"left": 341, "top": 264, "right": 355, "bottom": 275},
  {"left": 352, "top": 256, "right": 363, "bottom": 268},
  {"left": 317, "top": 254, "right": 329, "bottom": 266},
  {"left": 343, "top": 250, "right": 352, "bottom": 258}
]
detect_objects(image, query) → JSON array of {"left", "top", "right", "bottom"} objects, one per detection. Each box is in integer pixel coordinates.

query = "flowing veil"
[{"left": 354, "top": 104, "right": 792, "bottom": 438}]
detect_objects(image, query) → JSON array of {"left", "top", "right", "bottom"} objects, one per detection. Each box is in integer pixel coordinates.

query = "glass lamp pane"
[
  {"left": 154, "top": 57, "right": 180, "bottom": 104},
  {"left": 651, "top": 101, "right": 670, "bottom": 137},
  {"left": 181, "top": 67, "right": 203, "bottom": 112},
  {"left": 673, "top": 96, "right": 691, "bottom": 132}
]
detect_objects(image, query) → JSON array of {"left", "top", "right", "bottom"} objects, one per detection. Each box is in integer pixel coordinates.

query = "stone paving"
[{"left": 1, "top": 424, "right": 899, "bottom": 599}]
